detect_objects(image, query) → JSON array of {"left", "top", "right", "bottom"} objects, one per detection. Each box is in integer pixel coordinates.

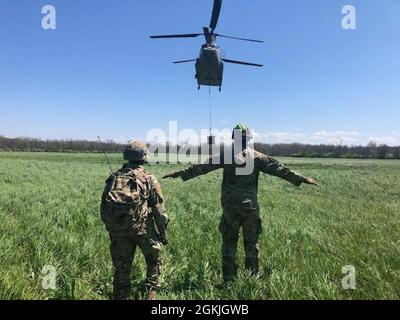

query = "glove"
[
  {"left": 303, "top": 177, "right": 319, "bottom": 186},
  {"left": 162, "top": 172, "right": 180, "bottom": 179}
]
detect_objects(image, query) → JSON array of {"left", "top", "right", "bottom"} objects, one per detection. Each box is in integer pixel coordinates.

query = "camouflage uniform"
[
  {"left": 101, "top": 163, "right": 168, "bottom": 299},
  {"left": 177, "top": 148, "right": 305, "bottom": 281}
]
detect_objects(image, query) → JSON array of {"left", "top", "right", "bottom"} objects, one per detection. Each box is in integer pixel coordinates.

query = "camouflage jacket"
[
  {"left": 178, "top": 148, "right": 306, "bottom": 208},
  {"left": 101, "top": 163, "right": 168, "bottom": 233}
]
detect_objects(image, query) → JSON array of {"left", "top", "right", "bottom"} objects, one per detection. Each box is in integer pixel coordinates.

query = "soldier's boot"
[
  {"left": 113, "top": 269, "right": 131, "bottom": 300},
  {"left": 222, "top": 262, "right": 237, "bottom": 282},
  {"left": 148, "top": 290, "right": 157, "bottom": 301},
  {"left": 245, "top": 257, "right": 259, "bottom": 276},
  {"left": 222, "top": 251, "right": 238, "bottom": 283}
]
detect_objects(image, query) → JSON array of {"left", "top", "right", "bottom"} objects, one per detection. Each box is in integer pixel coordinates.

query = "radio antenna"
[{"left": 97, "top": 136, "right": 114, "bottom": 175}]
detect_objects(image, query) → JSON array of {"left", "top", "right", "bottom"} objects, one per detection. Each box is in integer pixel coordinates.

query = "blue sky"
[{"left": 0, "top": 0, "right": 399, "bottom": 145}]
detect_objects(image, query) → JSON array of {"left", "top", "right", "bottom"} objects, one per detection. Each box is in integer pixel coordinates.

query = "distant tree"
[
  {"left": 377, "top": 144, "right": 389, "bottom": 159},
  {"left": 368, "top": 141, "right": 378, "bottom": 159}
]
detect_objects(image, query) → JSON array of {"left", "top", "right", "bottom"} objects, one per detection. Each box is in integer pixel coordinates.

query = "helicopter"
[{"left": 150, "top": 0, "right": 263, "bottom": 92}]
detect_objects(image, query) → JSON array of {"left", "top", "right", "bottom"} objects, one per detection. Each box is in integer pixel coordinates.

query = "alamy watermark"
[
  {"left": 341, "top": 265, "right": 356, "bottom": 290},
  {"left": 342, "top": 5, "right": 357, "bottom": 30},
  {"left": 41, "top": 5, "right": 56, "bottom": 30},
  {"left": 146, "top": 121, "right": 255, "bottom": 175},
  {"left": 41, "top": 265, "right": 57, "bottom": 290}
]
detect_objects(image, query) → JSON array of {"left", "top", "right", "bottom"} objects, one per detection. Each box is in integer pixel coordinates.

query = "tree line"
[
  {"left": 253, "top": 142, "right": 400, "bottom": 159},
  {"left": 0, "top": 136, "right": 124, "bottom": 153},
  {"left": 0, "top": 136, "right": 399, "bottom": 159}
]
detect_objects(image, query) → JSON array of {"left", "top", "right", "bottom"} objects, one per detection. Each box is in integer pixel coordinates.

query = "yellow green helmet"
[{"left": 232, "top": 123, "right": 253, "bottom": 140}]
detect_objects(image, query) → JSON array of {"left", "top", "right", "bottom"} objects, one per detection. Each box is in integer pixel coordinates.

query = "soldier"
[
  {"left": 101, "top": 141, "right": 169, "bottom": 300},
  {"left": 164, "top": 124, "right": 318, "bottom": 283}
]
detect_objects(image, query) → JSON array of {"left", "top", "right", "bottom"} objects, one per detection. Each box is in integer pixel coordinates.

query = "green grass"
[{"left": 0, "top": 152, "right": 399, "bottom": 300}]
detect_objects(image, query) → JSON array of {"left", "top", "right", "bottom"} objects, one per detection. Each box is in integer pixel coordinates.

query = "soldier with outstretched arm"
[{"left": 164, "top": 124, "right": 318, "bottom": 283}]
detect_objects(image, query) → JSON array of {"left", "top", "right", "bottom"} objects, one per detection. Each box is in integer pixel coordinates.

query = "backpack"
[
  {"left": 105, "top": 168, "right": 149, "bottom": 207},
  {"left": 101, "top": 167, "right": 152, "bottom": 233}
]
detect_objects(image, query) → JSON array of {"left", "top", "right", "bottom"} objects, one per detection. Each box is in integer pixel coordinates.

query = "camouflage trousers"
[
  {"left": 218, "top": 203, "right": 262, "bottom": 282},
  {"left": 109, "top": 230, "right": 163, "bottom": 300}
]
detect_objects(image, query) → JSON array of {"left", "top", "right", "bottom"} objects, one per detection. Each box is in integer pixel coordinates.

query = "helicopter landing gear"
[
  {"left": 219, "top": 86, "right": 221, "bottom": 92},
  {"left": 198, "top": 85, "right": 201, "bottom": 90}
]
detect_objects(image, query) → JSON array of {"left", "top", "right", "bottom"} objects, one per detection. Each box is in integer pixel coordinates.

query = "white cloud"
[
  {"left": 368, "top": 135, "right": 400, "bottom": 146},
  {"left": 253, "top": 130, "right": 370, "bottom": 146},
  {"left": 309, "top": 130, "right": 361, "bottom": 144},
  {"left": 254, "top": 131, "right": 308, "bottom": 144},
  {"left": 251, "top": 130, "right": 400, "bottom": 146},
  {"left": 110, "top": 136, "right": 137, "bottom": 144}
]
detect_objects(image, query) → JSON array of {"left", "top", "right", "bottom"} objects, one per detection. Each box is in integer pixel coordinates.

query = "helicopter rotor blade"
[
  {"left": 150, "top": 33, "right": 203, "bottom": 39},
  {"left": 222, "top": 58, "right": 263, "bottom": 67},
  {"left": 216, "top": 34, "right": 264, "bottom": 43},
  {"left": 209, "top": 0, "right": 223, "bottom": 31},
  {"left": 173, "top": 59, "right": 197, "bottom": 64}
]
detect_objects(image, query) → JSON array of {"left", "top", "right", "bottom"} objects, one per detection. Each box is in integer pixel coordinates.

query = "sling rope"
[{"left": 208, "top": 83, "right": 213, "bottom": 135}]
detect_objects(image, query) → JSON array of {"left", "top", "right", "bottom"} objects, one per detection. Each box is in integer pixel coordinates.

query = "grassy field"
[{"left": 0, "top": 152, "right": 399, "bottom": 300}]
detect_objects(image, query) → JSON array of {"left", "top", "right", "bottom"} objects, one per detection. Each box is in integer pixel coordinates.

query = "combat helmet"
[{"left": 123, "top": 141, "right": 148, "bottom": 162}]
